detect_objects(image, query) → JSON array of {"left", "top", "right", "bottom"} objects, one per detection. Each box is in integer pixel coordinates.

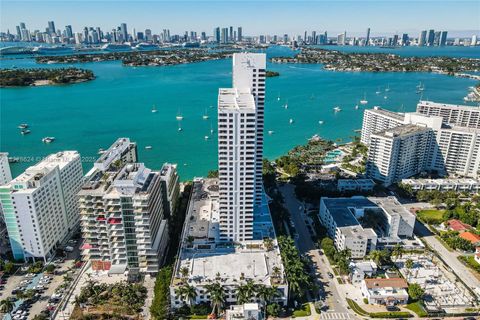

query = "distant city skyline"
[{"left": 1, "top": 1, "right": 479, "bottom": 37}]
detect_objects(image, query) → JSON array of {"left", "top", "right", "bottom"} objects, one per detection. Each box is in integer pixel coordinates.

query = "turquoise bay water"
[{"left": 1, "top": 46, "right": 479, "bottom": 180}]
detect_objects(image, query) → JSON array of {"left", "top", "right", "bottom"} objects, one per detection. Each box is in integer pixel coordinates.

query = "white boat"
[
  {"left": 98, "top": 148, "right": 105, "bottom": 155},
  {"left": 145, "top": 146, "right": 152, "bottom": 150},
  {"left": 318, "top": 120, "right": 324, "bottom": 125},
  {"left": 333, "top": 106, "right": 342, "bottom": 112},
  {"left": 355, "top": 105, "right": 359, "bottom": 110},
  {"left": 18, "top": 123, "right": 29, "bottom": 129},
  {"left": 284, "top": 102, "right": 288, "bottom": 109},
  {"left": 21, "top": 129, "right": 31, "bottom": 135},
  {"left": 375, "top": 87, "right": 381, "bottom": 95},
  {"left": 202, "top": 108, "right": 209, "bottom": 120},
  {"left": 42, "top": 137, "right": 55, "bottom": 143},
  {"left": 384, "top": 95, "right": 388, "bottom": 99},
  {"left": 178, "top": 127, "right": 183, "bottom": 132},
  {"left": 151, "top": 105, "right": 157, "bottom": 113},
  {"left": 176, "top": 115, "right": 183, "bottom": 121},
  {"left": 204, "top": 136, "right": 209, "bottom": 140},
  {"left": 268, "top": 130, "right": 275, "bottom": 135},
  {"left": 385, "top": 84, "right": 390, "bottom": 92},
  {"left": 360, "top": 93, "right": 368, "bottom": 105},
  {"left": 289, "top": 118, "right": 294, "bottom": 124}
]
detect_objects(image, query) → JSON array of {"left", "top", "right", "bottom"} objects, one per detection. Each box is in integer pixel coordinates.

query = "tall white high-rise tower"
[{"left": 218, "top": 53, "right": 266, "bottom": 242}]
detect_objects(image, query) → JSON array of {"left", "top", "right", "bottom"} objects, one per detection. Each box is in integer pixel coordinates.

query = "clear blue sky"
[{"left": 1, "top": 1, "right": 479, "bottom": 37}]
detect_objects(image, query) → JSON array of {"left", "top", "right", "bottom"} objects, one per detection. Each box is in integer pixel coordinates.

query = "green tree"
[
  {"left": 256, "top": 285, "right": 280, "bottom": 319},
  {"left": 236, "top": 279, "right": 257, "bottom": 304},
  {"left": 405, "top": 258, "right": 414, "bottom": 270},
  {"left": 175, "top": 284, "right": 197, "bottom": 306},
  {"left": 263, "top": 238, "right": 274, "bottom": 251},
  {"left": 3, "top": 261, "right": 14, "bottom": 274},
  {"left": 0, "top": 299, "right": 15, "bottom": 316},
  {"left": 205, "top": 281, "right": 225, "bottom": 316},
  {"left": 391, "top": 244, "right": 404, "bottom": 262},
  {"left": 408, "top": 283, "right": 425, "bottom": 301},
  {"left": 266, "top": 303, "right": 281, "bottom": 317}
]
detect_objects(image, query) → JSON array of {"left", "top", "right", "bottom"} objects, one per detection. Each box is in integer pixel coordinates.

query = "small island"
[
  {"left": 0, "top": 68, "right": 95, "bottom": 87},
  {"left": 271, "top": 48, "right": 480, "bottom": 74},
  {"left": 36, "top": 49, "right": 239, "bottom": 67},
  {"left": 266, "top": 70, "right": 280, "bottom": 77}
]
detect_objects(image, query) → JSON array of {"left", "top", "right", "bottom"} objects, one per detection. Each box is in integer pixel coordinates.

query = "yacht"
[
  {"left": 21, "top": 129, "right": 31, "bottom": 135},
  {"left": 384, "top": 95, "right": 388, "bottom": 99},
  {"left": 176, "top": 115, "right": 183, "bottom": 121},
  {"left": 284, "top": 101, "right": 288, "bottom": 109},
  {"left": 42, "top": 137, "right": 55, "bottom": 143},
  {"left": 268, "top": 130, "right": 275, "bottom": 135},
  {"left": 151, "top": 105, "right": 158, "bottom": 113},
  {"left": 318, "top": 120, "right": 324, "bottom": 125},
  {"left": 204, "top": 135, "right": 209, "bottom": 140},
  {"left": 360, "top": 93, "right": 368, "bottom": 105},
  {"left": 289, "top": 118, "right": 294, "bottom": 124},
  {"left": 333, "top": 106, "right": 342, "bottom": 112},
  {"left": 178, "top": 127, "right": 183, "bottom": 132},
  {"left": 202, "top": 109, "right": 209, "bottom": 120},
  {"left": 145, "top": 146, "right": 153, "bottom": 150},
  {"left": 355, "top": 105, "right": 359, "bottom": 110},
  {"left": 385, "top": 84, "right": 390, "bottom": 92},
  {"left": 98, "top": 148, "right": 105, "bottom": 155},
  {"left": 375, "top": 87, "right": 381, "bottom": 95},
  {"left": 277, "top": 95, "right": 281, "bottom": 101},
  {"left": 18, "top": 123, "right": 29, "bottom": 129}
]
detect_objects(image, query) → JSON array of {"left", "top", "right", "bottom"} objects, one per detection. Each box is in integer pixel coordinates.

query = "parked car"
[{"left": 327, "top": 272, "right": 334, "bottom": 279}]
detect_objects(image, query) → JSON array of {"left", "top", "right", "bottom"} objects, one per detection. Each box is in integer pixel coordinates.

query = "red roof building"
[
  {"left": 447, "top": 219, "right": 472, "bottom": 232},
  {"left": 459, "top": 232, "right": 480, "bottom": 244}
]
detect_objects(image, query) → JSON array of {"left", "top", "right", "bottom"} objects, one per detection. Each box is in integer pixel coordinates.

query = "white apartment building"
[
  {"left": 417, "top": 100, "right": 480, "bottom": 129},
  {"left": 366, "top": 124, "right": 435, "bottom": 186},
  {"left": 0, "top": 151, "right": 83, "bottom": 261},
  {"left": 170, "top": 178, "right": 288, "bottom": 308},
  {"left": 318, "top": 196, "right": 415, "bottom": 258},
  {"left": 361, "top": 104, "right": 480, "bottom": 185},
  {"left": 218, "top": 87, "right": 257, "bottom": 242},
  {"left": 79, "top": 139, "right": 175, "bottom": 275},
  {"left": 361, "top": 278, "right": 409, "bottom": 306},
  {"left": 0, "top": 153, "right": 12, "bottom": 185},
  {"left": 159, "top": 163, "right": 180, "bottom": 217},
  {"left": 232, "top": 53, "right": 266, "bottom": 206},
  {"left": 401, "top": 178, "right": 480, "bottom": 192}
]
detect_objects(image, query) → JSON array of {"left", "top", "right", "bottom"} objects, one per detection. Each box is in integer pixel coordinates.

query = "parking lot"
[
  {"left": 0, "top": 239, "right": 81, "bottom": 320},
  {"left": 396, "top": 253, "right": 476, "bottom": 314}
]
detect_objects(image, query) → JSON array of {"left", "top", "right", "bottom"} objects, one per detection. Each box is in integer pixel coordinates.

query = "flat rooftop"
[
  {"left": 369, "top": 106, "right": 405, "bottom": 121},
  {"left": 418, "top": 100, "right": 480, "bottom": 111},
  {"left": 374, "top": 123, "right": 430, "bottom": 138},
  {"left": 322, "top": 197, "right": 375, "bottom": 228},
  {"left": 218, "top": 88, "right": 255, "bottom": 110},
  {"left": 174, "top": 178, "right": 285, "bottom": 287}
]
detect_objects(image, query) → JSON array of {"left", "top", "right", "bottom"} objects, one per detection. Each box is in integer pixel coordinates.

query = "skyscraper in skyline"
[
  {"left": 237, "top": 26, "right": 242, "bottom": 42},
  {"left": 65, "top": 25, "right": 73, "bottom": 38},
  {"left": 418, "top": 30, "right": 427, "bottom": 46},
  {"left": 47, "top": 20, "right": 55, "bottom": 35},
  {"left": 427, "top": 29, "right": 435, "bottom": 46},
  {"left": 365, "top": 27, "right": 370, "bottom": 46},
  {"left": 440, "top": 31, "right": 448, "bottom": 46},
  {"left": 120, "top": 22, "right": 128, "bottom": 42}
]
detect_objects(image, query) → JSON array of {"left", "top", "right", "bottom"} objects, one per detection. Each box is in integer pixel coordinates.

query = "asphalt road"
[{"left": 278, "top": 184, "right": 354, "bottom": 317}]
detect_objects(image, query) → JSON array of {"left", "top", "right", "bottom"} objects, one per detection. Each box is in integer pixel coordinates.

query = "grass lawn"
[
  {"left": 406, "top": 301, "right": 428, "bottom": 317},
  {"left": 292, "top": 303, "right": 311, "bottom": 317},
  {"left": 416, "top": 209, "right": 445, "bottom": 224},
  {"left": 458, "top": 255, "right": 480, "bottom": 274}
]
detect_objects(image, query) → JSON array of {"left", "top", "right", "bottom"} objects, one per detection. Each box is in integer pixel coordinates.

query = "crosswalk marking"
[{"left": 320, "top": 312, "right": 352, "bottom": 319}]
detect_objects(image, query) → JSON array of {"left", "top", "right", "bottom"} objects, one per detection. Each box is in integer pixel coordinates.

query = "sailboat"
[
  {"left": 360, "top": 93, "right": 368, "bottom": 105},
  {"left": 177, "top": 122, "right": 183, "bottom": 132},
  {"left": 385, "top": 84, "right": 390, "bottom": 92},
  {"left": 151, "top": 105, "right": 158, "bottom": 113},
  {"left": 318, "top": 120, "right": 324, "bottom": 125},
  {"left": 333, "top": 106, "right": 342, "bottom": 112},
  {"left": 277, "top": 93, "right": 281, "bottom": 101},
  {"left": 176, "top": 113, "right": 183, "bottom": 121},
  {"left": 355, "top": 105, "right": 359, "bottom": 110},
  {"left": 289, "top": 118, "right": 294, "bottom": 124},
  {"left": 375, "top": 87, "right": 381, "bottom": 95},
  {"left": 202, "top": 108, "right": 209, "bottom": 120},
  {"left": 268, "top": 130, "right": 275, "bottom": 135},
  {"left": 284, "top": 100, "right": 288, "bottom": 109}
]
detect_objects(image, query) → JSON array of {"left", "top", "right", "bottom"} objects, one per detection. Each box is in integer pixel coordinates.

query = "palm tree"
[
  {"left": 272, "top": 266, "right": 281, "bottom": 279},
  {"left": 205, "top": 281, "right": 225, "bottom": 316},
  {"left": 263, "top": 238, "right": 274, "bottom": 251},
  {"left": 368, "top": 249, "right": 387, "bottom": 266},
  {"left": 0, "top": 299, "right": 15, "bottom": 316},
  {"left": 391, "top": 244, "right": 404, "bottom": 262},
  {"left": 236, "top": 279, "right": 257, "bottom": 304},
  {"left": 180, "top": 266, "right": 189, "bottom": 280},
  {"left": 175, "top": 284, "right": 197, "bottom": 306},
  {"left": 256, "top": 285, "right": 280, "bottom": 319}
]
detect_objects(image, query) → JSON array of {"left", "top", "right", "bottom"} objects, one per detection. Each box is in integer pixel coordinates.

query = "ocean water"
[{"left": 1, "top": 46, "right": 479, "bottom": 180}]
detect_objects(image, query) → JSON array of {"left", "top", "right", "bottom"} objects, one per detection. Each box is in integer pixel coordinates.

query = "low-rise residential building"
[
  {"left": 318, "top": 196, "right": 416, "bottom": 258},
  {"left": 401, "top": 178, "right": 480, "bottom": 192},
  {"left": 170, "top": 178, "right": 288, "bottom": 308},
  {"left": 79, "top": 138, "right": 177, "bottom": 275},
  {"left": 459, "top": 232, "right": 480, "bottom": 246},
  {"left": 0, "top": 151, "right": 83, "bottom": 261},
  {"left": 349, "top": 260, "right": 378, "bottom": 284},
  {"left": 226, "top": 303, "right": 261, "bottom": 320},
  {"left": 337, "top": 179, "right": 375, "bottom": 192},
  {"left": 446, "top": 219, "right": 472, "bottom": 232},
  {"left": 361, "top": 278, "right": 409, "bottom": 305}
]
